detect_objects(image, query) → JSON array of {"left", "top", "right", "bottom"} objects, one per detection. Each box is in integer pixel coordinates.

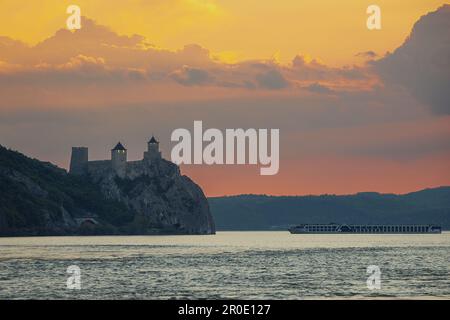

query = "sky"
[
  {"left": 0, "top": 1, "right": 449, "bottom": 196},
  {"left": 0, "top": 0, "right": 446, "bottom": 65}
]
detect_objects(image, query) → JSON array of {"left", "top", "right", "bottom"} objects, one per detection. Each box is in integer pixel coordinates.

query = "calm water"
[{"left": 0, "top": 232, "right": 449, "bottom": 299}]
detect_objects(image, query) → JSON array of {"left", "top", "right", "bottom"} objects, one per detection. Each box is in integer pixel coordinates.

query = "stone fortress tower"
[
  {"left": 111, "top": 142, "right": 127, "bottom": 178},
  {"left": 144, "top": 136, "right": 161, "bottom": 161},
  {"left": 69, "top": 147, "right": 88, "bottom": 175},
  {"left": 69, "top": 136, "right": 162, "bottom": 177}
]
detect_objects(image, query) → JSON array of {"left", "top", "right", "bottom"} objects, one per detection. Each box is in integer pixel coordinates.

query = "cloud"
[
  {"left": 0, "top": 54, "right": 148, "bottom": 87},
  {"left": 57, "top": 55, "right": 106, "bottom": 71},
  {"left": 287, "top": 54, "right": 372, "bottom": 88},
  {"left": 305, "top": 83, "right": 334, "bottom": 94},
  {"left": 374, "top": 5, "right": 450, "bottom": 115},
  {"left": 0, "top": 16, "right": 378, "bottom": 93},
  {"left": 170, "top": 66, "right": 212, "bottom": 86},
  {"left": 255, "top": 69, "right": 289, "bottom": 89},
  {"left": 0, "top": 6, "right": 447, "bottom": 111},
  {"left": 355, "top": 51, "right": 378, "bottom": 59}
]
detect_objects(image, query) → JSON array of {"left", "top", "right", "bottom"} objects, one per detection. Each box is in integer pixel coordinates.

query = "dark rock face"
[
  {"left": 0, "top": 146, "right": 215, "bottom": 236},
  {"left": 90, "top": 158, "right": 215, "bottom": 235}
]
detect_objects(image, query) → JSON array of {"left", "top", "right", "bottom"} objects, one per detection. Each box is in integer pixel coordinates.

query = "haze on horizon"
[{"left": 0, "top": 1, "right": 449, "bottom": 196}]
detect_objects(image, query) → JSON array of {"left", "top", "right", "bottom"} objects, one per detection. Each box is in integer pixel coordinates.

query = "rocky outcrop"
[
  {"left": 0, "top": 145, "right": 215, "bottom": 236},
  {"left": 90, "top": 158, "right": 215, "bottom": 234}
]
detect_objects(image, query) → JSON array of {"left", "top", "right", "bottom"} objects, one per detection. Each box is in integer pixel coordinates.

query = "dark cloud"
[
  {"left": 255, "top": 69, "right": 289, "bottom": 89},
  {"left": 373, "top": 5, "right": 450, "bottom": 115},
  {"left": 289, "top": 55, "right": 370, "bottom": 82},
  {"left": 355, "top": 51, "right": 378, "bottom": 59},
  {"left": 170, "top": 66, "right": 212, "bottom": 86},
  {"left": 306, "top": 83, "right": 334, "bottom": 94}
]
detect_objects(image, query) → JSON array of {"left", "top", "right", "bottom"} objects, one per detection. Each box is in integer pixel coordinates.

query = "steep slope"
[{"left": 90, "top": 157, "right": 215, "bottom": 235}]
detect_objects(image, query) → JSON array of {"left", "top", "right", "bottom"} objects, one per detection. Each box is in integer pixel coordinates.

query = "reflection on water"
[{"left": 0, "top": 232, "right": 449, "bottom": 299}]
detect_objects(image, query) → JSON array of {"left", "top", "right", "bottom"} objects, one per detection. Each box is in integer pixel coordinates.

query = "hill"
[
  {"left": 208, "top": 189, "right": 450, "bottom": 230},
  {"left": 0, "top": 145, "right": 214, "bottom": 236}
]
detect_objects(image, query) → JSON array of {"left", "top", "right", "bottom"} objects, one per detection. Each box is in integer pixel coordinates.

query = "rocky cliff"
[
  {"left": 0, "top": 145, "right": 215, "bottom": 236},
  {"left": 90, "top": 158, "right": 215, "bottom": 235}
]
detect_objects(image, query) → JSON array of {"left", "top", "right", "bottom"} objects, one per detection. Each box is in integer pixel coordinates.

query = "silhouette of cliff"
[{"left": 0, "top": 145, "right": 215, "bottom": 236}]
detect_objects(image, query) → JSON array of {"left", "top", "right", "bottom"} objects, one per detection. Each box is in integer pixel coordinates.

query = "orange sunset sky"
[{"left": 0, "top": 1, "right": 449, "bottom": 196}]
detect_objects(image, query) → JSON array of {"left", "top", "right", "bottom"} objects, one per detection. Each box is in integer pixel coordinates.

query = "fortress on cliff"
[
  {"left": 67, "top": 136, "right": 215, "bottom": 235},
  {"left": 69, "top": 136, "right": 162, "bottom": 178}
]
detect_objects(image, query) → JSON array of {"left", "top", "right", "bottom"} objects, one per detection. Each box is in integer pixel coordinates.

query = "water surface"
[{"left": 0, "top": 232, "right": 448, "bottom": 299}]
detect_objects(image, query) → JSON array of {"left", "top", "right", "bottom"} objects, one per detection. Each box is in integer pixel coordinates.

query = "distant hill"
[{"left": 208, "top": 188, "right": 450, "bottom": 230}]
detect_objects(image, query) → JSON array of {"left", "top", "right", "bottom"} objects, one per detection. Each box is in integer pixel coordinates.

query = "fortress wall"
[
  {"left": 126, "top": 161, "right": 142, "bottom": 167},
  {"left": 88, "top": 160, "right": 111, "bottom": 175}
]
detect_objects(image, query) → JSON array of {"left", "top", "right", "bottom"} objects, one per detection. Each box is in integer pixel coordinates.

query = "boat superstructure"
[{"left": 289, "top": 223, "right": 442, "bottom": 234}]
